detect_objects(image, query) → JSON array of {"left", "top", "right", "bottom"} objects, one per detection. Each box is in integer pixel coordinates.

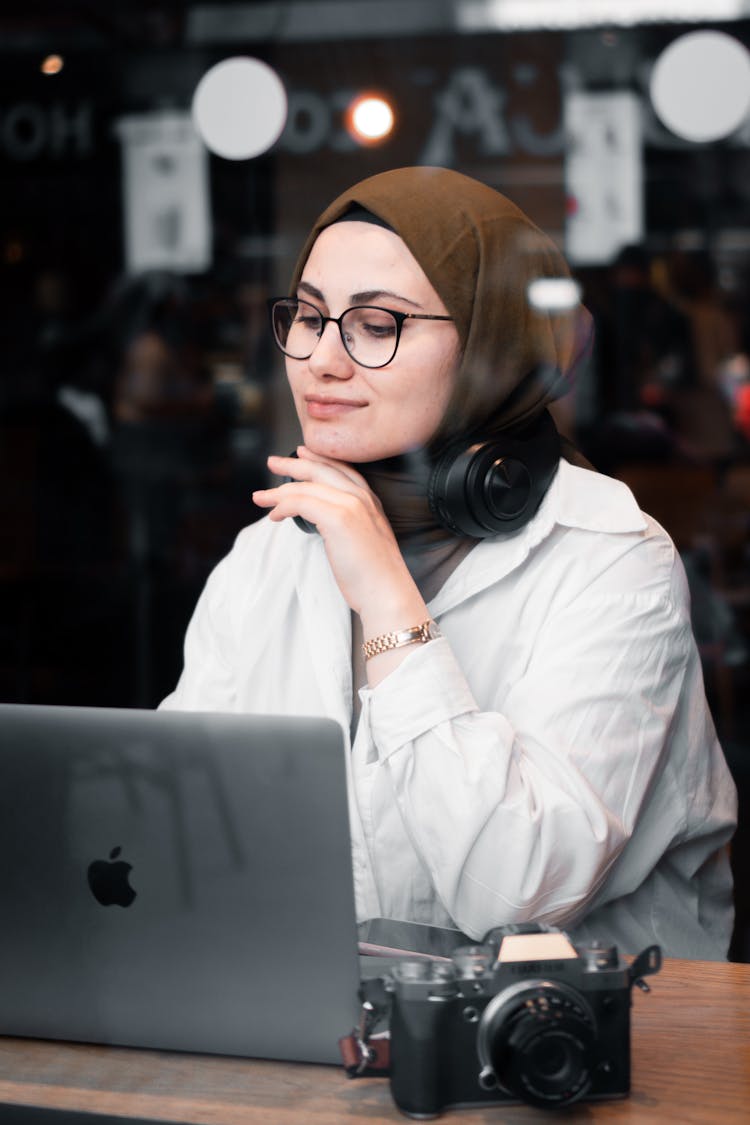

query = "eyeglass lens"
[{"left": 272, "top": 299, "right": 400, "bottom": 367}]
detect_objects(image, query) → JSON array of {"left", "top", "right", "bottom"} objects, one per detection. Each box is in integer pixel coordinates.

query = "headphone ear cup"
[{"left": 428, "top": 412, "right": 561, "bottom": 538}]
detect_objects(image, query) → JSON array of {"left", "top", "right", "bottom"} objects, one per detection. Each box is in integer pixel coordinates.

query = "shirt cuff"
[{"left": 361, "top": 636, "right": 478, "bottom": 760}]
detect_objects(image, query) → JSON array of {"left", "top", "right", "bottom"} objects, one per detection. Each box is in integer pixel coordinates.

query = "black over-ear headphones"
[
  {"left": 427, "top": 409, "right": 561, "bottom": 538},
  {"left": 286, "top": 409, "right": 560, "bottom": 538}
]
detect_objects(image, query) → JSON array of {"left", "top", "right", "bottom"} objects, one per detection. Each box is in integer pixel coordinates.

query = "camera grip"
[{"left": 389, "top": 996, "right": 454, "bottom": 1118}]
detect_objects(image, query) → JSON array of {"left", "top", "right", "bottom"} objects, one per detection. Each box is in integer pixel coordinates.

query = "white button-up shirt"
[{"left": 161, "top": 460, "right": 737, "bottom": 958}]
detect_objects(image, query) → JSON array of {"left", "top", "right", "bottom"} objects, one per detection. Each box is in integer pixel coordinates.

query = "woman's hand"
[{"left": 253, "top": 446, "right": 430, "bottom": 682}]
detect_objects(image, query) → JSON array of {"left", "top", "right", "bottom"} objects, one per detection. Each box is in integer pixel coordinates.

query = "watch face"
[{"left": 427, "top": 621, "right": 442, "bottom": 641}]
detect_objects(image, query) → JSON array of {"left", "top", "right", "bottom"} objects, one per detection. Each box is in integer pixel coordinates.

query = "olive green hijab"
[{"left": 289, "top": 165, "right": 591, "bottom": 455}]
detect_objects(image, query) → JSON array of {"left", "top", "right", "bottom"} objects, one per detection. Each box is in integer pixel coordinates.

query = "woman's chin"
[{"left": 302, "top": 433, "right": 374, "bottom": 464}]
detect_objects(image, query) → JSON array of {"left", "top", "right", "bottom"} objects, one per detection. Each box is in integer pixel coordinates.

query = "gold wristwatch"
[{"left": 362, "top": 619, "right": 441, "bottom": 661}]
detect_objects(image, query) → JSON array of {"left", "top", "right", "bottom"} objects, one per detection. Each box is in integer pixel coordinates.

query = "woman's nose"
[{"left": 307, "top": 319, "right": 355, "bottom": 378}]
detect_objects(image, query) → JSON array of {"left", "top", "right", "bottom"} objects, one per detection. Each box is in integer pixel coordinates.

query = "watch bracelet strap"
[{"left": 362, "top": 620, "right": 435, "bottom": 661}]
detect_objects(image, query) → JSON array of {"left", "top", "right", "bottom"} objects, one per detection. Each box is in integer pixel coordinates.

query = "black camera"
[{"left": 385, "top": 924, "right": 661, "bottom": 1118}]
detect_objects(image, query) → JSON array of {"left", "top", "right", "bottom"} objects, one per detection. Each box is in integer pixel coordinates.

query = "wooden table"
[{"left": 0, "top": 958, "right": 747, "bottom": 1124}]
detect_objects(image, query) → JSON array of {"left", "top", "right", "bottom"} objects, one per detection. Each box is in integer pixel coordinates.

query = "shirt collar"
[
  {"left": 429, "top": 460, "right": 647, "bottom": 616},
  {"left": 548, "top": 459, "right": 648, "bottom": 535}
]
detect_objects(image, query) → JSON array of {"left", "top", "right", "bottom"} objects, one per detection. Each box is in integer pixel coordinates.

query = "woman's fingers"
[
  {"left": 253, "top": 478, "right": 380, "bottom": 529},
  {"left": 270, "top": 447, "right": 369, "bottom": 491},
  {"left": 254, "top": 484, "right": 329, "bottom": 526}
]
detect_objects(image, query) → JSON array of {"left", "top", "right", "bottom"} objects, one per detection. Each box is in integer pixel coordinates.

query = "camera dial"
[
  {"left": 579, "top": 942, "right": 619, "bottom": 971},
  {"left": 386, "top": 959, "right": 458, "bottom": 1001},
  {"left": 451, "top": 944, "right": 496, "bottom": 978},
  {"left": 477, "top": 978, "right": 596, "bottom": 1109}
]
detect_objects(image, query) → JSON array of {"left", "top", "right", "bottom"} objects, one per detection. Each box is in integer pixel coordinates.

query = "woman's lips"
[{"left": 304, "top": 395, "right": 366, "bottom": 419}]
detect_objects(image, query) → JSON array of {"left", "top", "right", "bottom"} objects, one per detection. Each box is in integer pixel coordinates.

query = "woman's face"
[{"left": 285, "top": 221, "right": 461, "bottom": 463}]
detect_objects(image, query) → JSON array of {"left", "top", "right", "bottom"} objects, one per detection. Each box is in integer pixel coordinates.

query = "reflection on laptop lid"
[{"left": 0, "top": 703, "right": 361, "bottom": 1065}]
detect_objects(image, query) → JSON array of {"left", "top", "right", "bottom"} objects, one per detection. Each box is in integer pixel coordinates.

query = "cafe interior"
[{"left": 1, "top": 0, "right": 749, "bottom": 962}]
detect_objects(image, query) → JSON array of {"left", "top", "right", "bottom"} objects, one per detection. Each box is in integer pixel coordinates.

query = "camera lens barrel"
[{"left": 477, "top": 979, "right": 596, "bottom": 1108}]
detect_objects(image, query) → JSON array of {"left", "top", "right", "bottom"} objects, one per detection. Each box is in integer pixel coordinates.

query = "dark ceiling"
[{"left": 0, "top": 2, "right": 290, "bottom": 50}]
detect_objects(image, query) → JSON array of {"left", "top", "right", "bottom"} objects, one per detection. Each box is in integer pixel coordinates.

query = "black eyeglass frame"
[{"left": 268, "top": 297, "right": 454, "bottom": 369}]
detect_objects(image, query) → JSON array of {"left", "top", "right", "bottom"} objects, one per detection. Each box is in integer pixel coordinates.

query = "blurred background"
[{"left": 1, "top": 0, "right": 749, "bottom": 958}]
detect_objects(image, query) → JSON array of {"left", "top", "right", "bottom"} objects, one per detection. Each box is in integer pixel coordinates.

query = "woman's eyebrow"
[
  {"left": 297, "top": 280, "right": 325, "bottom": 302},
  {"left": 297, "top": 280, "right": 423, "bottom": 309},
  {"left": 350, "top": 288, "right": 422, "bottom": 308}
]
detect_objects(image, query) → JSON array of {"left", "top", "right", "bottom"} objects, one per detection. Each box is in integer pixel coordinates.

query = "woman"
[{"left": 161, "top": 167, "right": 736, "bottom": 958}]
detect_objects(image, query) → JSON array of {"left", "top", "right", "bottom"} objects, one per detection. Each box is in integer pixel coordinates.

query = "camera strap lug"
[
  {"left": 627, "top": 944, "right": 662, "bottom": 992},
  {"left": 339, "top": 979, "right": 391, "bottom": 1078}
]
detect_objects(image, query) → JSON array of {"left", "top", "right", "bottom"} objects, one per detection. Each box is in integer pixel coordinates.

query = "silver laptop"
[{"left": 0, "top": 703, "right": 362, "bottom": 1064}]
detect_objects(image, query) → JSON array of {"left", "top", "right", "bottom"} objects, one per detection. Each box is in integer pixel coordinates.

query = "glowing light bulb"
[
  {"left": 41, "top": 54, "right": 64, "bottom": 76},
  {"left": 346, "top": 94, "right": 395, "bottom": 144}
]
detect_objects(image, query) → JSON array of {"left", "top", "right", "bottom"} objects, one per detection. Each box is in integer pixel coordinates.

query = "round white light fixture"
[
  {"left": 345, "top": 93, "right": 395, "bottom": 145},
  {"left": 192, "top": 57, "right": 288, "bottom": 160},
  {"left": 650, "top": 31, "right": 750, "bottom": 143}
]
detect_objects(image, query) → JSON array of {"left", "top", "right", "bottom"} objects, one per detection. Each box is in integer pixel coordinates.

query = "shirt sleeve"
[
  {"left": 362, "top": 554, "right": 700, "bottom": 939},
  {"left": 159, "top": 551, "right": 238, "bottom": 712}
]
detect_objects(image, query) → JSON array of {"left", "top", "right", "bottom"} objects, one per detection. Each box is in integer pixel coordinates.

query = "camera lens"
[
  {"left": 519, "top": 1025, "right": 588, "bottom": 1093},
  {"left": 478, "top": 981, "right": 595, "bottom": 1108}
]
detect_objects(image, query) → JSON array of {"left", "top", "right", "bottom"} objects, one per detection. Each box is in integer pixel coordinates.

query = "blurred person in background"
[{"left": 651, "top": 249, "right": 743, "bottom": 465}]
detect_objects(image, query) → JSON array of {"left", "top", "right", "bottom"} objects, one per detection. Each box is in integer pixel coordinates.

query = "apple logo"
[{"left": 87, "top": 846, "right": 137, "bottom": 908}]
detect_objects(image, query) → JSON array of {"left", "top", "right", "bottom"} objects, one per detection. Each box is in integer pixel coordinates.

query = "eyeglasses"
[{"left": 268, "top": 297, "right": 453, "bottom": 369}]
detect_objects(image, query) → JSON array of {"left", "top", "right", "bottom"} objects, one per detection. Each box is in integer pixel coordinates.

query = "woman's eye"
[{"left": 361, "top": 319, "right": 396, "bottom": 338}]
